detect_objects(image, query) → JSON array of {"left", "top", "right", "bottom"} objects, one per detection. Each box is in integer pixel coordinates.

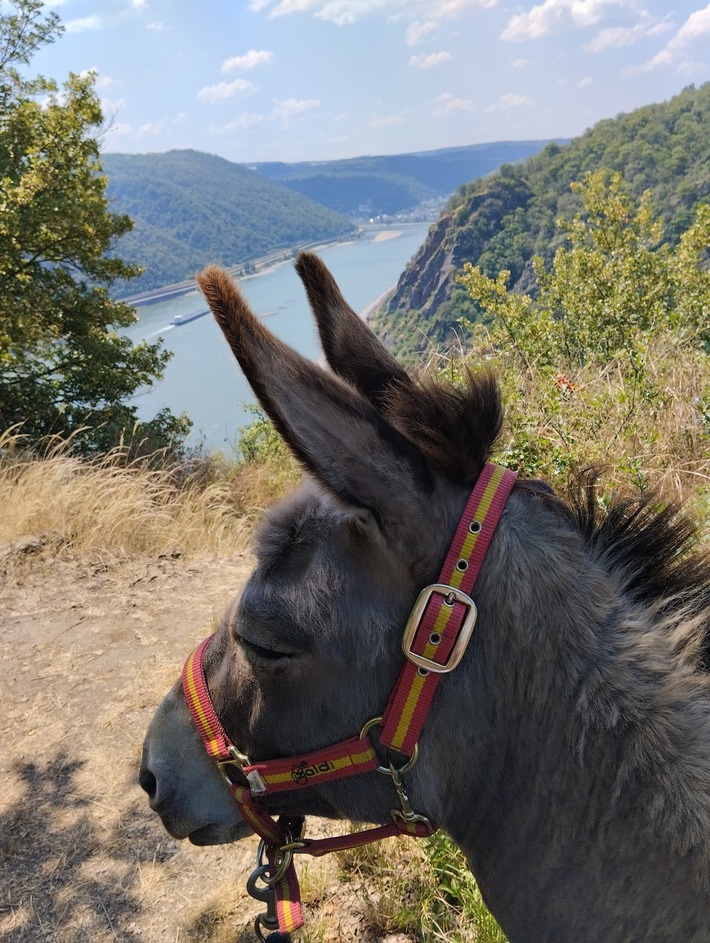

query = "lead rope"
[{"left": 182, "top": 463, "right": 518, "bottom": 941}]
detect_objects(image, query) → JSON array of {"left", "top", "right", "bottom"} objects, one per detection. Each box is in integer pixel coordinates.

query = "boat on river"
[{"left": 172, "top": 309, "right": 209, "bottom": 326}]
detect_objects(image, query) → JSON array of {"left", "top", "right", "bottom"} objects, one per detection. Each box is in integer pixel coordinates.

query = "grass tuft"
[{"left": 0, "top": 429, "right": 259, "bottom": 559}]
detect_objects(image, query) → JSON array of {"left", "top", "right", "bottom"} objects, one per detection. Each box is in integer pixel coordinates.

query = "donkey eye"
[{"left": 237, "top": 634, "right": 291, "bottom": 663}]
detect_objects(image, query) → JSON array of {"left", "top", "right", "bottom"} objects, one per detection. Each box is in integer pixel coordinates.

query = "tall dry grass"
[
  {"left": 462, "top": 333, "right": 710, "bottom": 513},
  {"left": 0, "top": 429, "right": 259, "bottom": 558}
]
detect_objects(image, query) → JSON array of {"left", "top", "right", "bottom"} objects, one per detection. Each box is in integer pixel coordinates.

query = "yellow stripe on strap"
[{"left": 184, "top": 651, "right": 221, "bottom": 757}]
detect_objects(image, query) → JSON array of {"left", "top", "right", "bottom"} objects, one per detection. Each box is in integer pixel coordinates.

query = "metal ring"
[
  {"left": 257, "top": 840, "right": 294, "bottom": 886},
  {"left": 359, "top": 715, "right": 419, "bottom": 775}
]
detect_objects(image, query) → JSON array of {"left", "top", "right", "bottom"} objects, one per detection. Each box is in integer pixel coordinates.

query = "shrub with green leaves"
[{"left": 457, "top": 171, "right": 710, "bottom": 501}]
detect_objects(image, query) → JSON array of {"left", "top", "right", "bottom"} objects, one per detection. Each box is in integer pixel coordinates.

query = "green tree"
[
  {"left": 0, "top": 0, "right": 190, "bottom": 452},
  {"left": 457, "top": 171, "right": 710, "bottom": 493}
]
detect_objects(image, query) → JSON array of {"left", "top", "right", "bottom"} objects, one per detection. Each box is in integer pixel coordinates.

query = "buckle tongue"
[{"left": 401, "top": 583, "right": 477, "bottom": 674}]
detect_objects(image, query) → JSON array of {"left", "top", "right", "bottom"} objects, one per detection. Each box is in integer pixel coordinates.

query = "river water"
[{"left": 125, "top": 223, "right": 430, "bottom": 452}]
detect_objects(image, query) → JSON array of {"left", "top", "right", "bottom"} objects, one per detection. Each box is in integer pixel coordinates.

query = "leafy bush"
[{"left": 456, "top": 171, "right": 710, "bottom": 503}]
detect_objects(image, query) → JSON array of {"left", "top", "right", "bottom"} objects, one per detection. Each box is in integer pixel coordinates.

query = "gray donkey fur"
[{"left": 140, "top": 252, "right": 710, "bottom": 943}]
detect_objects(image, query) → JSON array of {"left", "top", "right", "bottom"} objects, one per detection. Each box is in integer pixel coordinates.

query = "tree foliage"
[
  {"left": 457, "top": 171, "right": 710, "bottom": 497},
  {"left": 0, "top": 0, "right": 189, "bottom": 452}
]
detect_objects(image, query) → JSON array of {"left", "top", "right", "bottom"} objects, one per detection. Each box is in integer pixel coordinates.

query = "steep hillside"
[
  {"left": 374, "top": 83, "right": 710, "bottom": 361},
  {"left": 102, "top": 150, "right": 355, "bottom": 296},
  {"left": 254, "top": 141, "right": 560, "bottom": 218}
]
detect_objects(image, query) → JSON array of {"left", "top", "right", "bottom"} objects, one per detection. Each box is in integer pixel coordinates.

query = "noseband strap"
[{"left": 182, "top": 462, "right": 517, "bottom": 936}]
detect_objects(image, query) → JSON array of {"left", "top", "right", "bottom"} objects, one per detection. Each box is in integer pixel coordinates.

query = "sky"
[{"left": 22, "top": 0, "right": 710, "bottom": 163}]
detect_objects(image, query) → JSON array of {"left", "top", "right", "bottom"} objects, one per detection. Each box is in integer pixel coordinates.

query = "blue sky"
[{"left": 27, "top": 0, "right": 710, "bottom": 162}]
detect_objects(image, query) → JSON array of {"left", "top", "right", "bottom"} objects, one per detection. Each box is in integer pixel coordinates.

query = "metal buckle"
[
  {"left": 217, "top": 745, "right": 267, "bottom": 795},
  {"left": 401, "top": 584, "right": 477, "bottom": 674}
]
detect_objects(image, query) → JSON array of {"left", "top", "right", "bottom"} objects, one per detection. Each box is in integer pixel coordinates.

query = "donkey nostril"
[{"left": 139, "top": 766, "right": 157, "bottom": 800}]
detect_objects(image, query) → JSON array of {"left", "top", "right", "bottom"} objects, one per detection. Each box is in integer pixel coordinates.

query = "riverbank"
[
  {"left": 125, "top": 233, "right": 360, "bottom": 308},
  {"left": 123, "top": 224, "right": 421, "bottom": 308},
  {"left": 122, "top": 223, "right": 431, "bottom": 451}
]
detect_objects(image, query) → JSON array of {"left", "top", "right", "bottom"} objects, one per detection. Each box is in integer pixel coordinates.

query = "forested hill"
[
  {"left": 373, "top": 83, "right": 710, "bottom": 362},
  {"left": 253, "top": 141, "right": 560, "bottom": 218},
  {"left": 103, "top": 150, "right": 355, "bottom": 297}
]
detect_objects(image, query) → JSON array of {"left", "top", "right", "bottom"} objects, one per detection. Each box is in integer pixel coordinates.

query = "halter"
[{"left": 182, "top": 462, "right": 517, "bottom": 940}]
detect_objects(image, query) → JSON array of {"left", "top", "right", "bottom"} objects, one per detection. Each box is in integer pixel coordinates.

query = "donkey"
[{"left": 140, "top": 252, "right": 710, "bottom": 943}]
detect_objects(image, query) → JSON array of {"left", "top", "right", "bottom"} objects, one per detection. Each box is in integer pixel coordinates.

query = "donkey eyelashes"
[
  {"left": 233, "top": 624, "right": 299, "bottom": 665},
  {"left": 237, "top": 635, "right": 291, "bottom": 664}
]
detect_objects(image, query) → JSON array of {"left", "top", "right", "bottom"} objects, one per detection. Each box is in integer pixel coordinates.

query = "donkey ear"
[
  {"left": 196, "top": 265, "right": 438, "bottom": 543},
  {"left": 294, "top": 252, "right": 412, "bottom": 409}
]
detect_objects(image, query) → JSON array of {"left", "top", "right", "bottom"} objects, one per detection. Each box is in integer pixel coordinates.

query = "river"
[{"left": 125, "top": 223, "right": 430, "bottom": 453}]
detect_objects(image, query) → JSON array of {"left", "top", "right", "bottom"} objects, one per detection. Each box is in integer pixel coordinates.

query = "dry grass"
[
  {"left": 0, "top": 429, "right": 265, "bottom": 559},
  {"left": 334, "top": 834, "right": 508, "bottom": 942},
  {"left": 467, "top": 334, "right": 710, "bottom": 511}
]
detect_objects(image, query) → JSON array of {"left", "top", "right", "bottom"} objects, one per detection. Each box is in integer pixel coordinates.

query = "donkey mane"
[
  {"left": 384, "top": 368, "right": 503, "bottom": 486},
  {"left": 570, "top": 477, "right": 710, "bottom": 672}
]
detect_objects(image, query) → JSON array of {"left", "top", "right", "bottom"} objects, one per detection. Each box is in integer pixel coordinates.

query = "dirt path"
[
  {"left": 1, "top": 540, "right": 437, "bottom": 943},
  {"left": 0, "top": 547, "right": 296, "bottom": 943}
]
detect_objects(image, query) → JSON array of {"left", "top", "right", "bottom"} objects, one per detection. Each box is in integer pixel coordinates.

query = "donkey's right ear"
[{"left": 294, "top": 252, "right": 413, "bottom": 410}]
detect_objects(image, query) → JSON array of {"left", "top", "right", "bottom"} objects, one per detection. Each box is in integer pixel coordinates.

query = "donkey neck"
[{"left": 421, "top": 489, "right": 710, "bottom": 943}]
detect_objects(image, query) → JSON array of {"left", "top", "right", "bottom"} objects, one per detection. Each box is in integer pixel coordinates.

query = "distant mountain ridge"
[
  {"left": 373, "top": 83, "right": 710, "bottom": 362},
  {"left": 102, "top": 140, "right": 559, "bottom": 298},
  {"left": 253, "top": 141, "right": 563, "bottom": 218}
]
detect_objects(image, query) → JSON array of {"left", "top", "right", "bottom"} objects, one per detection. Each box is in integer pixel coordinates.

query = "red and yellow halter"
[{"left": 182, "top": 462, "right": 517, "bottom": 938}]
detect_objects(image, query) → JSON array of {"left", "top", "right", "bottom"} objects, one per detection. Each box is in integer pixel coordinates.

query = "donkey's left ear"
[{"left": 295, "top": 252, "right": 413, "bottom": 410}]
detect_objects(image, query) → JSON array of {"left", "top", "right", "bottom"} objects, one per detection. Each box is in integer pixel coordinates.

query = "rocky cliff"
[{"left": 372, "top": 83, "right": 710, "bottom": 363}]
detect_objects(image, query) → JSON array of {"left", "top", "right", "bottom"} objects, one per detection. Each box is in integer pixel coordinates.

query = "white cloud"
[
  {"left": 675, "top": 2, "right": 710, "bottom": 43},
  {"left": 623, "top": 3, "right": 710, "bottom": 75},
  {"left": 251, "top": 1, "right": 496, "bottom": 32},
  {"left": 105, "top": 121, "right": 134, "bottom": 139},
  {"left": 584, "top": 13, "right": 672, "bottom": 51},
  {"left": 137, "top": 120, "right": 168, "bottom": 136},
  {"left": 511, "top": 57, "right": 528, "bottom": 68},
  {"left": 197, "top": 78, "right": 256, "bottom": 103},
  {"left": 222, "top": 50, "right": 275, "bottom": 72},
  {"left": 367, "top": 109, "right": 408, "bottom": 128},
  {"left": 484, "top": 92, "right": 534, "bottom": 112},
  {"left": 219, "top": 112, "right": 266, "bottom": 132},
  {"left": 96, "top": 73, "right": 116, "bottom": 90},
  {"left": 138, "top": 113, "right": 185, "bottom": 136},
  {"left": 432, "top": 92, "right": 473, "bottom": 116},
  {"left": 409, "top": 50, "right": 453, "bottom": 67},
  {"left": 405, "top": 19, "right": 438, "bottom": 45},
  {"left": 501, "top": 0, "right": 623, "bottom": 42},
  {"left": 78, "top": 68, "right": 114, "bottom": 90},
  {"left": 105, "top": 111, "right": 184, "bottom": 142},
  {"left": 271, "top": 98, "right": 321, "bottom": 120},
  {"left": 147, "top": 20, "right": 168, "bottom": 30},
  {"left": 101, "top": 96, "right": 127, "bottom": 114},
  {"left": 64, "top": 0, "right": 149, "bottom": 32},
  {"left": 577, "top": 76, "right": 594, "bottom": 86},
  {"left": 65, "top": 15, "right": 102, "bottom": 32}
]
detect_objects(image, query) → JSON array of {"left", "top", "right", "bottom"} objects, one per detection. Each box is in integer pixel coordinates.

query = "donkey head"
[{"left": 139, "top": 253, "right": 502, "bottom": 845}]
